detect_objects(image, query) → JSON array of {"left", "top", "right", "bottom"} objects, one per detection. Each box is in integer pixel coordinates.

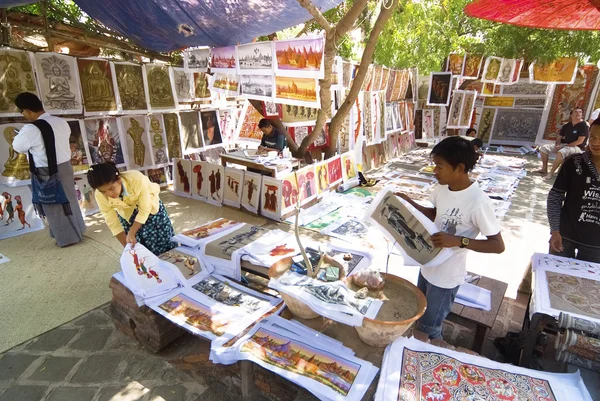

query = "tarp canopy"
[
  {"left": 0, "top": 0, "right": 36, "bottom": 7},
  {"left": 71, "top": 0, "right": 344, "bottom": 52}
]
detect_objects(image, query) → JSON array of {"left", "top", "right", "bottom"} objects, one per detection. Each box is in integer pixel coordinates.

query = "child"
[
  {"left": 398, "top": 137, "right": 505, "bottom": 339},
  {"left": 87, "top": 162, "right": 177, "bottom": 256},
  {"left": 471, "top": 138, "right": 484, "bottom": 162}
]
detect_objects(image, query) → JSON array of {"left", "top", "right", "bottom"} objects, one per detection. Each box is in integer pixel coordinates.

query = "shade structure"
[
  {"left": 72, "top": 0, "right": 343, "bottom": 53},
  {"left": 464, "top": 0, "right": 600, "bottom": 30}
]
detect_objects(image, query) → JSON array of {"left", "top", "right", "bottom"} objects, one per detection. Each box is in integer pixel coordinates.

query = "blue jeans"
[{"left": 416, "top": 272, "right": 459, "bottom": 340}]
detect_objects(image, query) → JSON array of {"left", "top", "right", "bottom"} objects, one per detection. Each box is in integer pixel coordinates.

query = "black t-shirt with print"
[
  {"left": 560, "top": 121, "right": 589, "bottom": 150},
  {"left": 260, "top": 128, "right": 287, "bottom": 151},
  {"left": 554, "top": 152, "right": 600, "bottom": 247}
]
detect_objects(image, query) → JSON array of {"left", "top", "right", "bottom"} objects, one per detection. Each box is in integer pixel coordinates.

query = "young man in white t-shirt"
[{"left": 398, "top": 136, "right": 505, "bottom": 339}]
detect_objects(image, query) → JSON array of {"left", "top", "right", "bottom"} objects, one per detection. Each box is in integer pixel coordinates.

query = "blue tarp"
[
  {"left": 72, "top": 0, "right": 343, "bottom": 52},
  {"left": 1, "top": 0, "right": 36, "bottom": 7}
]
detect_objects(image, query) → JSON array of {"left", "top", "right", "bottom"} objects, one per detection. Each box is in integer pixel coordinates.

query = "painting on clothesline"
[
  {"left": 84, "top": 118, "right": 125, "bottom": 167},
  {"left": 33, "top": 52, "right": 81, "bottom": 115},
  {"left": 77, "top": 58, "right": 119, "bottom": 115},
  {"left": 114, "top": 62, "right": 147, "bottom": 113}
]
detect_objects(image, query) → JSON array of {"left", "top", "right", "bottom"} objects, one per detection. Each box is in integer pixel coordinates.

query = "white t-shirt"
[
  {"left": 421, "top": 182, "right": 501, "bottom": 289},
  {"left": 12, "top": 113, "right": 72, "bottom": 167}
]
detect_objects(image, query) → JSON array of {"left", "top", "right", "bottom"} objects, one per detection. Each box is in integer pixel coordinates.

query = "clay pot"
[{"left": 354, "top": 273, "right": 427, "bottom": 347}]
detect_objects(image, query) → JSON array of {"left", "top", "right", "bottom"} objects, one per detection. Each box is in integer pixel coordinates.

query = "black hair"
[
  {"left": 571, "top": 107, "right": 584, "bottom": 115},
  {"left": 14, "top": 92, "right": 44, "bottom": 113},
  {"left": 431, "top": 136, "right": 477, "bottom": 173},
  {"left": 87, "top": 162, "right": 120, "bottom": 189},
  {"left": 471, "top": 138, "right": 484, "bottom": 148},
  {"left": 465, "top": 128, "right": 476, "bottom": 136},
  {"left": 258, "top": 118, "right": 272, "bottom": 129}
]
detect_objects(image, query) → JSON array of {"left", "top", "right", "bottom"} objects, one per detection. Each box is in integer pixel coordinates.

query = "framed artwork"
[
  {"left": 77, "top": 58, "right": 119, "bottom": 115},
  {"left": 0, "top": 124, "right": 29, "bottom": 184},
  {"left": 0, "top": 49, "right": 38, "bottom": 117},
  {"left": 314, "top": 161, "right": 329, "bottom": 195},
  {"left": 183, "top": 47, "right": 210, "bottom": 72},
  {"left": 327, "top": 155, "right": 343, "bottom": 186},
  {"left": 262, "top": 101, "right": 282, "bottom": 118},
  {"left": 210, "top": 73, "right": 240, "bottom": 96},
  {"left": 477, "top": 107, "right": 497, "bottom": 145},
  {"left": 210, "top": 45, "right": 237, "bottom": 73},
  {"left": 274, "top": 76, "right": 319, "bottom": 107},
  {"left": 173, "top": 158, "right": 191, "bottom": 197},
  {"left": 0, "top": 185, "right": 44, "bottom": 239},
  {"left": 113, "top": 62, "right": 148, "bottom": 114},
  {"left": 341, "top": 152, "right": 357, "bottom": 182},
  {"left": 280, "top": 172, "right": 299, "bottom": 215},
  {"left": 74, "top": 174, "right": 98, "bottom": 216},
  {"left": 497, "top": 58, "right": 516, "bottom": 85},
  {"left": 119, "top": 116, "right": 154, "bottom": 169},
  {"left": 143, "top": 64, "right": 177, "bottom": 111},
  {"left": 446, "top": 53, "right": 465, "bottom": 75},
  {"left": 294, "top": 165, "right": 317, "bottom": 205},
  {"left": 236, "top": 101, "right": 263, "bottom": 143},
  {"left": 84, "top": 117, "right": 125, "bottom": 166},
  {"left": 274, "top": 36, "right": 324, "bottom": 79},
  {"left": 191, "top": 161, "right": 208, "bottom": 200},
  {"left": 236, "top": 41, "right": 274, "bottom": 75},
  {"left": 66, "top": 119, "right": 90, "bottom": 175},
  {"left": 427, "top": 72, "right": 452, "bottom": 106},
  {"left": 462, "top": 54, "right": 483, "bottom": 78},
  {"left": 193, "top": 72, "right": 212, "bottom": 100},
  {"left": 216, "top": 108, "right": 237, "bottom": 145},
  {"left": 481, "top": 56, "right": 502, "bottom": 83},
  {"left": 239, "top": 74, "right": 273, "bottom": 101},
  {"left": 530, "top": 57, "right": 578, "bottom": 84},
  {"left": 200, "top": 110, "right": 222, "bottom": 148},
  {"left": 159, "top": 247, "right": 209, "bottom": 282},
  {"left": 146, "top": 167, "right": 168, "bottom": 187},
  {"left": 33, "top": 52, "right": 82, "bottom": 116},
  {"left": 170, "top": 67, "right": 195, "bottom": 103},
  {"left": 491, "top": 108, "right": 543, "bottom": 145},
  {"left": 260, "top": 175, "right": 282, "bottom": 221},
  {"left": 147, "top": 114, "right": 169, "bottom": 166},
  {"left": 179, "top": 111, "right": 203, "bottom": 154},
  {"left": 241, "top": 171, "right": 261, "bottom": 214},
  {"left": 281, "top": 104, "right": 318, "bottom": 126},
  {"left": 205, "top": 163, "right": 225, "bottom": 206},
  {"left": 223, "top": 167, "right": 244, "bottom": 208}
]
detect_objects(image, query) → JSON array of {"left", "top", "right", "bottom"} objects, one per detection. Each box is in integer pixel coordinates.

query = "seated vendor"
[
  {"left": 257, "top": 119, "right": 287, "bottom": 154},
  {"left": 471, "top": 138, "right": 484, "bottom": 162}
]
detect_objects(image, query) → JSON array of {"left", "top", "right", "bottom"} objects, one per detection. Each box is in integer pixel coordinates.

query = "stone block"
[
  {"left": 122, "top": 354, "right": 166, "bottom": 381},
  {"left": 0, "top": 354, "right": 39, "bottom": 380},
  {"left": 69, "top": 328, "right": 112, "bottom": 351},
  {"left": 72, "top": 310, "right": 112, "bottom": 327},
  {"left": 46, "top": 387, "right": 97, "bottom": 401},
  {"left": 29, "top": 356, "right": 79, "bottom": 382},
  {"left": 148, "top": 385, "right": 187, "bottom": 401},
  {"left": 0, "top": 386, "right": 47, "bottom": 401},
  {"left": 70, "top": 355, "right": 122, "bottom": 383},
  {"left": 26, "top": 328, "right": 79, "bottom": 351}
]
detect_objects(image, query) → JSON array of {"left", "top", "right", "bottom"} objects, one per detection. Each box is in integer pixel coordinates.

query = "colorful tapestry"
[
  {"left": 33, "top": 52, "right": 81, "bottom": 115},
  {"left": 121, "top": 116, "right": 153, "bottom": 168},
  {"left": 163, "top": 113, "right": 182, "bottom": 159},
  {"left": 114, "top": 62, "right": 147, "bottom": 112},
  {"left": 0, "top": 49, "right": 39, "bottom": 117},
  {"left": 84, "top": 118, "right": 125, "bottom": 166},
  {"left": 0, "top": 185, "right": 44, "bottom": 240},
  {"left": 147, "top": 114, "right": 169, "bottom": 165},
  {"left": 145, "top": 64, "right": 176, "bottom": 110},
  {"left": 77, "top": 58, "right": 118, "bottom": 114}
]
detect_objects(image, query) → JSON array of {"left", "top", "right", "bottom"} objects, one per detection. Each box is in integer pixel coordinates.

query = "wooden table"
[{"left": 447, "top": 275, "right": 508, "bottom": 353}]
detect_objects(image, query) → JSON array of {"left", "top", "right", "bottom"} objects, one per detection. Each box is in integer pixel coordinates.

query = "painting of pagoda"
[
  {"left": 242, "top": 327, "right": 359, "bottom": 396},
  {"left": 213, "top": 75, "right": 239, "bottom": 92},
  {"left": 275, "top": 38, "right": 324, "bottom": 72},
  {"left": 211, "top": 46, "right": 236, "bottom": 69},
  {"left": 275, "top": 77, "right": 318, "bottom": 103},
  {"left": 158, "top": 294, "right": 230, "bottom": 336}
]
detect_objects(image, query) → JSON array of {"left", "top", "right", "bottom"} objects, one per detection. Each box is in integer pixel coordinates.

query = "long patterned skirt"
[{"left": 118, "top": 200, "right": 177, "bottom": 256}]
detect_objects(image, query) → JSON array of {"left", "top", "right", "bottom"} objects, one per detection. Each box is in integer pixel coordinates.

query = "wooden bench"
[{"left": 447, "top": 275, "right": 508, "bottom": 353}]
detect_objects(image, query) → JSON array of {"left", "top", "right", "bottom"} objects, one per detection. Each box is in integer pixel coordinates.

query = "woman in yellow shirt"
[{"left": 87, "top": 162, "right": 176, "bottom": 255}]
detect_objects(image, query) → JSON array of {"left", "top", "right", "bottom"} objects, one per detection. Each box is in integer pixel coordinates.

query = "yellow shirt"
[{"left": 95, "top": 170, "right": 161, "bottom": 236}]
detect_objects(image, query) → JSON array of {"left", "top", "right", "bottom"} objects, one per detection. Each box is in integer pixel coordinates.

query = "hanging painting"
[
  {"left": 113, "top": 62, "right": 147, "bottom": 113},
  {"left": 216, "top": 108, "right": 237, "bottom": 145},
  {"left": 281, "top": 104, "right": 318, "bottom": 126},
  {"left": 241, "top": 171, "right": 261, "bottom": 214},
  {"left": 193, "top": 72, "right": 212, "bottom": 100},
  {"left": 448, "top": 92, "right": 464, "bottom": 128},
  {"left": 84, "top": 118, "right": 125, "bottom": 166},
  {"left": 223, "top": 167, "right": 244, "bottom": 208},
  {"left": 67, "top": 120, "right": 90, "bottom": 174},
  {"left": 0, "top": 123, "right": 29, "bottom": 185},
  {"left": 530, "top": 57, "right": 579, "bottom": 84},
  {"left": 190, "top": 160, "right": 208, "bottom": 200},
  {"left": 179, "top": 111, "right": 203, "bottom": 154},
  {"left": 481, "top": 56, "right": 502, "bottom": 83},
  {"left": 497, "top": 58, "right": 516, "bottom": 85},
  {"left": 478, "top": 107, "right": 497, "bottom": 145},
  {"left": 236, "top": 42, "right": 274, "bottom": 75},
  {"left": 315, "top": 161, "right": 329, "bottom": 195},
  {"left": 512, "top": 59, "right": 523, "bottom": 83},
  {"left": 147, "top": 114, "right": 169, "bottom": 166},
  {"left": 173, "top": 158, "right": 191, "bottom": 197},
  {"left": 206, "top": 163, "right": 225, "bottom": 206},
  {"left": 33, "top": 52, "right": 81, "bottom": 115},
  {"left": 364, "top": 91, "right": 374, "bottom": 144},
  {"left": 280, "top": 172, "right": 299, "bottom": 215},
  {"left": 119, "top": 116, "right": 154, "bottom": 169},
  {"left": 274, "top": 36, "right": 324, "bottom": 79},
  {"left": 200, "top": 110, "right": 223, "bottom": 147},
  {"left": 274, "top": 76, "right": 319, "bottom": 107},
  {"left": 144, "top": 64, "right": 176, "bottom": 111},
  {"left": 492, "top": 108, "right": 543, "bottom": 145},
  {"left": 183, "top": 47, "right": 210, "bottom": 72},
  {"left": 427, "top": 72, "right": 452, "bottom": 106},
  {"left": 146, "top": 167, "right": 168, "bottom": 187},
  {"left": 341, "top": 152, "right": 357, "bottom": 182},
  {"left": 210, "top": 46, "right": 237, "bottom": 73},
  {"left": 236, "top": 101, "right": 263, "bottom": 143},
  {"left": 74, "top": 174, "right": 98, "bottom": 216},
  {"left": 262, "top": 101, "right": 282, "bottom": 119},
  {"left": 371, "top": 65, "right": 383, "bottom": 91},
  {"left": 210, "top": 73, "right": 240, "bottom": 96},
  {"left": 77, "top": 58, "right": 119, "bottom": 115},
  {"left": 260, "top": 176, "right": 282, "bottom": 221},
  {"left": 240, "top": 74, "right": 273, "bottom": 101},
  {"left": 327, "top": 155, "right": 343, "bottom": 186},
  {"left": 171, "top": 67, "right": 195, "bottom": 103},
  {"left": 462, "top": 54, "right": 483, "bottom": 79},
  {"left": 0, "top": 49, "right": 38, "bottom": 117},
  {"left": 0, "top": 185, "right": 44, "bottom": 239},
  {"left": 294, "top": 165, "right": 317, "bottom": 205},
  {"left": 446, "top": 53, "right": 465, "bottom": 75},
  {"left": 459, "top": 91, "right": 477, "bottom": 128},
  {"left": 501, "top": 82, "right": 548, "bottom": 97}
]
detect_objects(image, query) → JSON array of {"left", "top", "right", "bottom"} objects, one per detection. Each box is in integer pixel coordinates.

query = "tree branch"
[
  {"left": 295, "top": 19, "right": 314, "bottom": 38},
  {"left": 334, "top": 0, "right": 369, "bottom": 40},
  {"left": 297, "top": 0, "right": 332, "bottom": 32}
]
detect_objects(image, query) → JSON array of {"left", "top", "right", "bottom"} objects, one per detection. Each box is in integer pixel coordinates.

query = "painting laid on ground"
[
  {"left": 84, "top": 118, "right": 125, "bottom": 166},
  {"left": 114, "top": 62, "right": 147, "bottom": 113},
  {"left": 204, "top": 225, "right": 268, "bottom": 261},
  {"left": 77, "top": 58, "right": 119, "bottom": 114},
  {"left": 0, "top": 185, "right": 44, "bottom": 240},
  {"left": 159, "top": 247, "right": 206, "bottom": 281},
  {"left": 33, "top": 52, "right": 81, "bottom": 115}
]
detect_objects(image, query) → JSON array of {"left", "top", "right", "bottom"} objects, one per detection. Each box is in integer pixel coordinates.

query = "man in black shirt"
[
  {"left": 539, "top": 107, "right": 589, "bottom": 179},
  {"left": 257, "top": 119, "right": 286, "bottom": 154},
  {"left": 546, "top": 119, "right": 600, "bottom": 262}
]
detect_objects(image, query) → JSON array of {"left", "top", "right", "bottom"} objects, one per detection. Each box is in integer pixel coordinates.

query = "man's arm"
[
  {"left": 395, "top": 192, "right": 436, "bottom": 222},
  {"left": 566, "top": 136, "right": 586, "bottom": 147},
  {"left": 431, "top": 232, "right": 505, "bottom": 253},
  {"left": 12, "top": 125, "right": 36, "bottom": 154}
]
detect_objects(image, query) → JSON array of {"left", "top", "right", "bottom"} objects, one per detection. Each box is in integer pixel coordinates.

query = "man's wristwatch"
[{"left": 460, "top": 237, "right": 470, "bottom": 248}]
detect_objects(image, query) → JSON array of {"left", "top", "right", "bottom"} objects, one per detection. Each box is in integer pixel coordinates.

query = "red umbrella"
[{"left": 465, "top": 0, "right": 600, "bottom": 30}]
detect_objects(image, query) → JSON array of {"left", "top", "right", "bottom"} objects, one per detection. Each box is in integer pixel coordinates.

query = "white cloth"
[
  {"left": 12, "top": 113, "right": 71, "bottom": 167},
  {"left": 590, "top": 108, "right": 600, "bottom": 122},
  {"left": 422, "top": 182, "right": 501, "bottom": 289}
]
